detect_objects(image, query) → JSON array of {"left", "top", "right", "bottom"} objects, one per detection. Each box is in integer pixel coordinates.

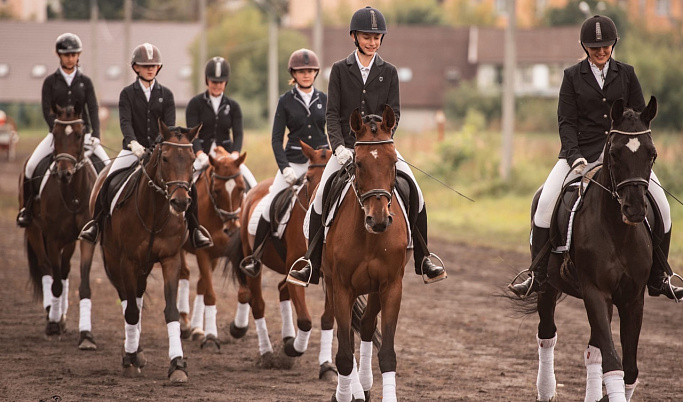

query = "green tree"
[
  {"left": 443, "top": 0, "right": 496, "bottom": 27},
  {"left": 383, "top": 0, "right": 445, "bottom": 26}
]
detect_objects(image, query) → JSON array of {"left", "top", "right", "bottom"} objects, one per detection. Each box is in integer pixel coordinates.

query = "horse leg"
[
  {"left": 319, "top": 281, "right": 337, "bottom": 380},
  {"left": 230, "top": 281, "right": 251, "bottom": 339},
  {"left": 178, "top": 250, "right": 192, "bottom": 339},
  {"left": 284, "top": 281, "right": 313, "bottom": 357},
  {"left": 376, "top": 281, "right": 402, "bottom": 402},
  {"left": 190, "top": 265, "right": 206, "bottom": 341},
  {"left": 45, "top": 241, "right": 64, "bottom": 336},
  {"left": 248, "top": 273, "right": 274, "bottom": 363},
  {"left": 199, "top": 253, "right": 220, "bottom": 351},
  {"left": 160, "top": 256, "right": 188, "bottom": 383},
  {"left": 119, "top": 260, "right": 143, "bottom": 378},
  {"left": 58, "top": 241, "right": 76, "bottom": 333},
  {"left": 617, "top": 297, "right": 644, "bottom": 401},
  {"left": 333, "top": 285, "right": 363, "bottom": 402},
  {"left": 536, "top": 286, "right": 559, "bottom": 401},
  {"left": 78, "top": 240, "right": 97, "bottom": 350},
  {"left": 359, "top": 293, "right": 381, "bottom": 396}
]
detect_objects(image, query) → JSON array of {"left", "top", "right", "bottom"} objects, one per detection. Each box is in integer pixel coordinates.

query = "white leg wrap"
[
  {"left": 319, "top": 329, "right": 334, "bottom": 365},
  {"left": 136, "top": 297, "right": 143, "bottom": 334},
  {"left": 625, "top": 379, "right": 638, "bottom": 402},
  {"left": 49, "top": 294, "right": 62, "bottom": 322},
  {"left": 280, "top": 300, "right": 296, "bottom": 339},
  {"left": 124, "top": 323, "right": 140, "bottom": 354},
  {"left": 177, "top": 279, "right": 190, "bottom": 314},
  {"left": 79, "top": 298, "right": 92, "bottom": 332},
  {"left": 603, "top": 370, "right": 626, "bottom": 402},
  {"left": 336, "top": 372, "right": 354, "bottom": 402},
  {"left": 234, "top": 302, "right": 250, "bottom": 328},
  {"left": 60, "top": 279, "right": 69, "bottom": 316},
  {"left": 167, "top": 321, "right": 183, "bottom": 360},
  {"left": 359, "top": 341, "right": 374, "bottom": 391},
  {"left": 536, "top": 334, "right": 557, "bottom": 402},
  {"left": 255, "top": 318, "right": 273, "bottom": 355},
  {"left": 41, "top": 275, "right": 53, "bottom": 311},
  {"left": 204, "top": 305, "right": 217, "bottom": 337},
  {"left": 350, "top": 362, "right": 365, "bottom": 400},
  {"left": 382, "top": 371, "right": 397, "bottom": 402},
  {"left": 584, "top": 345, "right": 603, "bottom": 402},
  {"left": 191, "top": 295, "right": 205, "bottom": 330},
  {"left": 293, "top": 328, "right": 310, "bottom": 353},
  {"left": 121, "top": 299, "right": 127, "bottom": 315}
]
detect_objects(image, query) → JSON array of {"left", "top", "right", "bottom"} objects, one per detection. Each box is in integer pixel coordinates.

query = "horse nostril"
[
  {"left": 387, "top": 215, "right": 393, "bottom": 226},
  {"left": 365, "top": 216, "right": 374, "bottom": 227}
]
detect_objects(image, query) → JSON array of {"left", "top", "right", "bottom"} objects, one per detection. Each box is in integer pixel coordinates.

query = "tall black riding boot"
[
  {"left": 187, "top": 184, "right": 213, "bottom": 249},
  {"left": 17, "top": 176, "right": 34, "bottom": 228},
  {"left": 413, "top": 208, "right": 447, "bottom": 283},
  {"left": 509, "top": 225, "right": 551, "bottom": 298},
  {"left": 239, "top": 216, "right": 271, "bottom": 277},
  {"left": 647, "top": 230, "right": 683, "bottom": 300},
  {"left": 287, "top": 210, "right": 323, "bottom": 287}
]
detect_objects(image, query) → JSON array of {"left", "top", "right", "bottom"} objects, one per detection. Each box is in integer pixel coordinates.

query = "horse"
[
  {"left": 520, "top": 97, "right": 659, "bottom": 402},
  {"left": 20, "top": 104, "right": 98, "bottom": 349},
  {"left": 178, "top": 146, "right": 247, "bottom": 349},
  {"left": 323, "top": 105, "right": 410, "bottom": 402},
  {"left": 91, "top": 121, "right": 198, "bottom": 382},
  {"left": 229, "top": 140, "right": 338, "bottom": 373}
]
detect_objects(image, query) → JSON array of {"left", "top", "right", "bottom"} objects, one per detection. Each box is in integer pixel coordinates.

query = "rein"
[
  {"left": 352, "top": 139, "right": 395, "bottom": 208},
  {"left": 206, "top": 169, "right": 242, "bottom": 222}
]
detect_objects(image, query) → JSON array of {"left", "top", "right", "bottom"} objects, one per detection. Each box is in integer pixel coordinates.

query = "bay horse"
[
  {"left": 324, "top": 105, "right": 409, "bottom": 402},
  {"left": 230, "top": 141, "right": 337, "bottom": 374},
  {"left": 91, "top": 121, "right": 198, "bottom": 382},
  {"left": 524, "top": 97, "right": 659, "bottom": 402},
  {"left": 178, "top": 146, "right": 247, "bottom": 349},
  {"left": 20, "top": 104, "right": 98, "bottom": 349}
]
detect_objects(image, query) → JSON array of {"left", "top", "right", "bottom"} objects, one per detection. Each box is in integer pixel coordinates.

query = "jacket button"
[
  {"left": 602, "top": 98, "right": 606, "bottom": 102},
  {"left": 603, "top": 114, "right": 607, "bottom": 118},
  {"left": 307, "top": 124, "right": 311, "bottom": 128},
  {"left": 605, "top": 131, "right": 609, "bottom": 134},
  {"left": 308, "top": 135, "right": 311, "bottom": 139},
  {"left": 363, "top": 90, "right": 366, "bottom": 94}
]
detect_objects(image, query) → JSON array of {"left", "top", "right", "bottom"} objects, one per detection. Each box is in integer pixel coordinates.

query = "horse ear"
[
  {"left": 73, "top": 102, "right": 82, "bottom": 117},
  {"left": 299, "top": 139, "right": 315, "bottom": 160},
  {"left": 187, "top": 123, "right": 201, "bottom": 142},
  {"left": 208, "top": 152, "right": 216, "bottom": 167},
  {"left": 236, "top": 151, "right": 247, "bottom": 166},
  {"left": 610, "top": 98, "right": 625, "bottom": 126},
  {"left": 349, "top": 108, "right": 363, "bottom": 135},
  {"left": 640, "top": 96, "right": 658, "bottom": 127},
  {"left": 381, "top": 104, "right": 396, "bottom": 134},
  {"left": 158, "top": 118, "right": 171, "bottom": 140}
]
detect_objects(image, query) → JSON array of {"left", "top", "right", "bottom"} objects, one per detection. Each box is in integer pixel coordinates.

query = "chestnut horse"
[
  {"left": 524, "top": 97, "right": 659, "bottom": 401},
  {"left": 20, "top": 105, "right": 98, "bottom": 349},
  {"left": 178, "top": 146, "right": 247, "bottom": 348},
  {"left": 324, "top": 105, "right": 409, "bottom": 402},
  {"left": 91, "top": 122, "right": 198, "bottom": 382},
  {"left": 229, "top": 141, "right": 336, "bottom": 374}
]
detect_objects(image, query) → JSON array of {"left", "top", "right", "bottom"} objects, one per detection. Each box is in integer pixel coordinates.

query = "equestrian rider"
[
  {"left": 79, "top": 43, "right": 213, "bottom": 249},
  {"left": 287, "top": 6, "right": 447, "bottom": 287},
  {"left": 509, "top": 15, "right": 683, "bottom": 301},
  {"left": 186, "top": 56, "right": 257, "bottom": 188},
  {"left": 17, "top": 33, "right": 108, "bottom": 228},
  {"left": 239, "top": 48, "right": 329, "bottom": 277}
]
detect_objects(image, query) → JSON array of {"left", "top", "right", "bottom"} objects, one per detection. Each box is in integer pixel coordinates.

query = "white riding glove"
[
  {"left": 282, "top": 167, "right": 298, "bottom": 185},
  {"left": 572, "top": 157, "right": 588, "bottom": 175},
  {"left": 335, "top": 145, "right": 353, "bottom": 166},
  {"left": 196, "top": 152, "right": 210, "bottom": 169},
  {"left": 128, "top": 140, "right": 146, "bottom": 159}
]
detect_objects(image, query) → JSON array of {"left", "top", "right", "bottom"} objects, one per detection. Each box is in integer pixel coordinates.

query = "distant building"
[{"left": 0, "top": 0, "right": 48, "bottom": 21}]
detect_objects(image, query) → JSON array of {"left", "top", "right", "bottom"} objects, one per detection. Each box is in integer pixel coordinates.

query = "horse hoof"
[
  {"left": 59, "top": 315, "right": 67, "bottom": 333},
  {"left": 229, "top": 321, "right": 248, "bottom": 339},
  {"left": 364, "top": 391, "right": 370, "bottom": 402},
  {"left": 190, "top": 327, "right": 205, "bottom": 341},
  {"left": 168, "top": 356, "right": 188, "bottom": 383},
  {"left": 45, "top": 321, "right": 61, "bottom": 336},
  {"left": 136, "top": 348, "right": 147, "bottom": 368},
  {"left": 200, "top": 334, "right": 221, "bottom": 351},
  {"left": 256, "top": 351, "right": 275, "bottom": 369},
  {"left": 78, "top": 331, "right": 97, "bottom": 350},
  {"left": 169, "top": 369, "right": 188, "bottom": 384},
  {"left": 122, "top": 365, "right": 142, "bottom": 377},
  {"left": 319, "top": 361, "right": 338, "bottom": 381},
  {"left": 283, "top": 336, "right": 304, "bottom": 357}
]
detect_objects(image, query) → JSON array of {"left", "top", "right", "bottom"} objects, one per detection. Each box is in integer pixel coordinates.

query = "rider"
[
  {"left": 79, "top": 43, "right": 213, "bottom": 249},
  {"left": 508, "top": 15, "right": 683, "bottom": 301},
  {"left": 17, "top": 32, "right": 108, "bottom": 228},
  {"left": 286, "top": 6, "right": 447, "bottom": 287},
  {"left": 239, "top": 48, "right": 329, "bottom": 277},
  {"left": 186, "top": 56, "right": 257, "bottom": 189}
]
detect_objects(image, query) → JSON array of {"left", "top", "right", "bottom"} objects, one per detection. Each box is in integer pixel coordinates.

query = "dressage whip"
[{"left": 398, "top": 157, "right": 475, "bottom": 202}]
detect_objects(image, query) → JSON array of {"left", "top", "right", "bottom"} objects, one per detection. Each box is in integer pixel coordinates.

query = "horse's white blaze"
[
  {"left": 65, "top": 125, "right": 73, "bottom": 135},
  {"left": 370, "top": 149, "right": 379, "bottom": 159},
  {"left": 224, "top": 179, "right": 236, "bottom": 193},
  {"left": 626, "top": 137, "right": 640, "bottom": 153}
]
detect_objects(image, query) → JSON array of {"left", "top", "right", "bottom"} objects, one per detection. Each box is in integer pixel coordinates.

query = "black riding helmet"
[
  {"left": 349, "top": 6, "right": 387, "bottom": 55},
  {"left": 580, "top": 15, "right": 618, "bottom": 55},
  {"left": 205, "top": 56, "right": 230, "bottom": 85},
  {"left": 56, "top": 33, "right": 83, "bottom": 54}
]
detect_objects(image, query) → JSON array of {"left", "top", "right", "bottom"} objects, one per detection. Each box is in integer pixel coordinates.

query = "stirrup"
[
  {"left": 508, "top": 269, "right": 536, "bottom": 299},
  {"left": 286, "top": 256, "right": 312, "bottom": 287},
  {"left": 667, "top": 273, "right": 683, "bottom": 303},
  {"left": 420, "top": 253, "right": 447, "bottom": 284},
  {"left": 238, "top": 256, "right": 261, "bottom": 278}
]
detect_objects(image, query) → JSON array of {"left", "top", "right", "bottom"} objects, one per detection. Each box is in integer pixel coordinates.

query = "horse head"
[
  {"left": 299, "top": 140, "right": 330, "bottom": 203},
  {"left": 52, "top": 104, "right": 85, "bottom": 183},
  {"left": 208, "top": 146, "right": 247, "bottom": 236},
  {"left": 605, "top": 96, "right": 658, "bottom": 225},
  {"left": 153, "top": 120, "right": 199, "bottom": 215},
  {"left": 350, "top": 104, "right": 398, "bottom": 233}
]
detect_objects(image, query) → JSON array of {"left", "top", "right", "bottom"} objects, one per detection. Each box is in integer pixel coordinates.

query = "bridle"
[
  {"left": 351, "top": 139, "right": 395, "bottom": 208},
  {"left": 206, "top": 169, "right": 242, "bottom": 223},
  {"left": 52, "top": 118, "right": 88, "bottom": 171},
  {"left": 141, "top": 141, "right": 194, "bottom": 201}
]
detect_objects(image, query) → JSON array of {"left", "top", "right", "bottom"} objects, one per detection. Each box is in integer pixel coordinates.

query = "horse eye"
[{"left": 162, "top": 156, "right": 168, "bottom": 163}]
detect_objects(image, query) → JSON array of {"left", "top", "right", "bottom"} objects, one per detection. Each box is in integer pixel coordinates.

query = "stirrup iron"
[
  {"left": 286, "top": 256, "right": 312, "bottom": 287},
  {"left": 420, "top": 253, "right": 447, "bottom": 284},
  {"left": 508, "top": 268, "right": 536, "bottom": 299},
  {"left": 668, "top": 273, "right": 683, "bottom": 303}
]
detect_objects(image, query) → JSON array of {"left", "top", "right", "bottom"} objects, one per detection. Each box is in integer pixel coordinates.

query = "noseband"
[
  {"left": 352, "top": 139, "right": 395, "bottom": 208},
  {"left": 208, "top": 170, "right": 242, "bottom": 222}
]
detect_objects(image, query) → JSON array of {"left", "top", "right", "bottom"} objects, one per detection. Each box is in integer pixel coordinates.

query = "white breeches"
[
  {"left": 25, "top": 134, "right": 54, "bottom": 178},
  {"left": 259, "top": 162, "right": 309, "bottom": 222}
]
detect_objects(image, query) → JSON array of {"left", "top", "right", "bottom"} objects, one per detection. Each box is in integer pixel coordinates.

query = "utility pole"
[
  {"left": 268, "top": 9, "right": 278, "bottom": 125},
  {"left": 198, "top": 0, "right": 207, "bottom": 93},
  {"left": 313, "top": 0, "right": 324, "bottom": 91},
  {"left": 500, "top": 0, "right": 516, "bottom": 181},
  {"left": 89, "top": 0, "right": 98, "bottom": 94},
  {"left": 123, "top": 0, "right": 132, "bottom": 86}
]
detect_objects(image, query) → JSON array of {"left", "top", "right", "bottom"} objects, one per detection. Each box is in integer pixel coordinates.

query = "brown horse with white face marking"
[{"left": 324, "top": 105, "right": 409, "bottom": 401}]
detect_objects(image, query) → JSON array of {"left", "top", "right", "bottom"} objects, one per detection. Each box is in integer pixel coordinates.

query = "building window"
[
  {"left": 0, "top": 63, "right": 9, "bottom": 78},
  {"left": 31, "top": 65, "right": 47, "bottom": 78},
  {"left": 397, "top": 68, "right": 412, "bottom": 83},
  {"left": 654, "top": 0, "right": 670, "bottom": 16},
  {"left": 178, "top": 66, "right": 192, "bottom": 80}
]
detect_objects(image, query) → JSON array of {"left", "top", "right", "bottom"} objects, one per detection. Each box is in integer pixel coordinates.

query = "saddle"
[{"left": 100, "top": 163, "right": 142, "bottom": 216}]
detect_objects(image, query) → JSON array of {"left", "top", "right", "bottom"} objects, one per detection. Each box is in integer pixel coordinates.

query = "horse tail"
[
  {"left": 501, "top": 287, "right": 565, "bottom": 317},
  {"left": 25, "top": 235, "right": 44, "bottom": 301},
  {"left": 351, "top": 295, "right": 382, "bottom": 350},
  {"left": 222, "top": 233, "right": 247, "bottom": 286}
]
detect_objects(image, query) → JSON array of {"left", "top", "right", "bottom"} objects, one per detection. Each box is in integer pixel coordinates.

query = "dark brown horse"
[
  {"left": 178, "top": 146, "right": 247, "bottom": 348},
  {"left": 21, "top": 105, "right": 97, "bottom": 348},
  {"left": 526, "top": 97, "right": 659, "bottom": 401},
  {"left": 91, "top": 121, "right": 198, "bottom": 382},
  {"left": 324, "top": 105, "right": 409, "bottom": 401},
  {"left": 229, "top": 141, "right": 336, "bottom": 373}
]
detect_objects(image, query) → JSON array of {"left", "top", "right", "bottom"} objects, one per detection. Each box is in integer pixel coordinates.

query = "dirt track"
[{"left": 0, "top": 153, "right": 681, "bottom": 401}]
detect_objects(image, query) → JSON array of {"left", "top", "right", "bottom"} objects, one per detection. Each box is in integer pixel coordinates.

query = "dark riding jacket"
[
  {"left": 272, "top": 87, "right": 329, "bottom": 171},
  {"left": 186, "top": 91, "right": 243, "bottom": 155},
  {"left": 558, "top": 57, "right": 645, "bottom": 166},
  {"left": 119, "top": 79, "right": 175, "bottom": 150},
  {"left": 41, "top": 68, "right": 100, "bottom": 137},
  {"left": 326, "top": 52, "right": 400, "bottom": 152}
]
